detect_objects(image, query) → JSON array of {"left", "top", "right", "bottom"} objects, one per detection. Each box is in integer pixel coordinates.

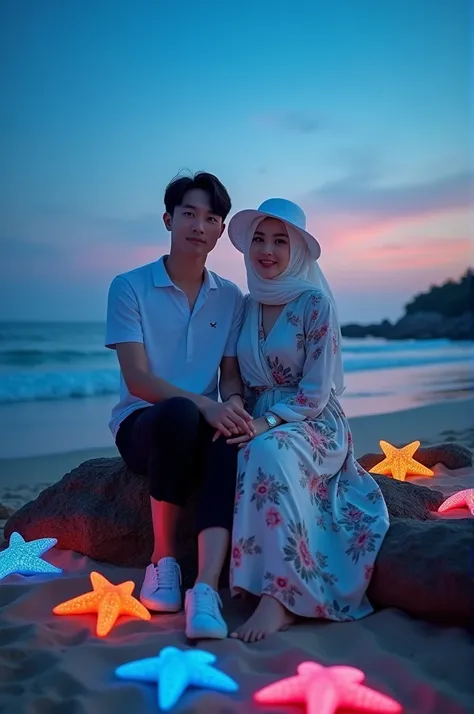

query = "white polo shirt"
[{"left": 105, "top": 256, "right": 244, "bottom": 437}]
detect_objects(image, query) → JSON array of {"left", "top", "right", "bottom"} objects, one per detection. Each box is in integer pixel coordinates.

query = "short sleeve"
[
  {"left": 105, "top": 275, "right": 144, "bottom": 349},
  {"left": 223, "top": 287, "right": 245, "bottom": 357}
]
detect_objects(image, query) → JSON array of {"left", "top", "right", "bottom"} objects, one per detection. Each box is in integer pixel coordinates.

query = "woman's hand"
[
  {"left": 210, "top": 395, "right": 256, "bottom": 442},
  {"left": 226, "top": 416, "right": 271, "bottom": 447}
]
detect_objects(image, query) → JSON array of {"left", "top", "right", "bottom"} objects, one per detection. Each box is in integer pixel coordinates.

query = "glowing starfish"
[
  {"left": 438, "top": 488, "right": 474, "bottom": 516},
  {"left": 53, "top": 571, "right": 151, "bottom": 636},
  {"left": 0, "top": 531, "right": 62, "bottom": 580},
  {"left": 369, "top": 440, "right": 434, "bottom": 481},
  {"left": 116, "top": 646, "right": 238, "bottom": 711},
  {"left": 254, "top": 661, "right": 402, "bottom": 714}
]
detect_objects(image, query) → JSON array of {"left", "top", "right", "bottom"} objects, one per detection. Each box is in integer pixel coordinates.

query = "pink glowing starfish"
[
  {"left": 254, "top": 661, "right": 402, "bottom": 713},
  {"left": 438, "top": 488, "right": 474, "bottom": 516}
]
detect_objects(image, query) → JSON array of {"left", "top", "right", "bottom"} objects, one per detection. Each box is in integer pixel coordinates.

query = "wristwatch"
[{"left": 264, "top": 412, "right": 278, "bottom": 428}]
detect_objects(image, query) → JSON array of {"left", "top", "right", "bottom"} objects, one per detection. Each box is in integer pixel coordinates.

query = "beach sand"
[{"left": 1, "top": 397, "right": 473, "bottom": 713}]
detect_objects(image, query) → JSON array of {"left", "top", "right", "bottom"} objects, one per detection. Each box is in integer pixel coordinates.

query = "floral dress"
[{"left": 230, "top": 290, "right": 390, "bottom": 621}]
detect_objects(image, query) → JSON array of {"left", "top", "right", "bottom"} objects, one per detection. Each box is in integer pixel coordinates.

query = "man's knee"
[{"left": 150, "top": 396, "right": 200, "bottom": 431}]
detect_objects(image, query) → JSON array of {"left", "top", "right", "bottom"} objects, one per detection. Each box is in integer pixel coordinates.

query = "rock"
[
  {"left": 0, "top": 503, "right": 14, "bottom": 520},
  {"left": 390, "top": 311, "right": 474, "bottom": 341},
  {"left": 358, "top": 442, "right": 473, "bottom": 472},
  {"left": 4, "top": 454, "right": 474, "bottom": 625},
  {"left": 370, "top": 475, "right": 442, "bottom": 520},
  {"left": 3, "top": 458, "right": 200, "bottom": 588},
  {"left": 368, "top": 517, "right": 474, "bottom": 627},
  {"left": 341, "top": 319, "right": 394, "bottom": 339}
]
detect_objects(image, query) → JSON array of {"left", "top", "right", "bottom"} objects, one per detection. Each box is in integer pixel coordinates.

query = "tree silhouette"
[{"left": 404, "top": 269, "right": 473, "bottom": 318}]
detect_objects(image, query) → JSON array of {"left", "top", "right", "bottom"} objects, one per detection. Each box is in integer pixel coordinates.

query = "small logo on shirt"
[{"left": 210, "top": 322, "right": 217, "bottom": 328}]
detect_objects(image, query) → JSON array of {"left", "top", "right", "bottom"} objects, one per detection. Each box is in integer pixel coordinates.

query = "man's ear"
[
  {"left": 163, "top": 211, "right": 172, "bottom": 232},
  {"left": 218, "top": 222, "right": 226, "bottom": 239}
]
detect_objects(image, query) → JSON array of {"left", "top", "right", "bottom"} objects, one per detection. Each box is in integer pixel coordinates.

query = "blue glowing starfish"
[
  {"left": 115, "top": 646, "right": 238, "bottom": 711},
  {"left": 0, "top": 531, "right": 62, "bottom": 579}
]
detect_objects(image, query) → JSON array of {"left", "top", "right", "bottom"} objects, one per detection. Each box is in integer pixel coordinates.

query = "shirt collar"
[{"left": 152, "top": 255, "right": 217, "bottom": 290}]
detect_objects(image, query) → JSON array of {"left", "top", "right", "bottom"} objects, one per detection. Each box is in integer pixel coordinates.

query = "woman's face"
[{"left": 249, "top": 217, "right": 291, "bottom": 279}]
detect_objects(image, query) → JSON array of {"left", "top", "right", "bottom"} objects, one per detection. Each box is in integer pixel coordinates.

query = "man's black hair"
[{"left": 164, "top": 171, "right": 232, "bottom": 220}]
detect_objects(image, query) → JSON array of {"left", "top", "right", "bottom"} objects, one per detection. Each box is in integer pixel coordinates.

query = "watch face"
[{"left": 266, "top": 414, "right": 277, "bottom": 427}]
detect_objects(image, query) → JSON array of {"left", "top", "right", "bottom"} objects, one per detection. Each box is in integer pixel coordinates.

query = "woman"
[{"left": 226, "top": 198, "right": 390, "bottom": 643}]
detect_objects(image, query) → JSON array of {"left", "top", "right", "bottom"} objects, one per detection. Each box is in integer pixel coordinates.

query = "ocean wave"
[
  {"left": 0, "top": 349, "right": 472, "bottom": 404},
  {"left": 343, "top": 352, "right": 472, "bottom": 371},
  {"left": 0, "top": 348, "right": 113, "bottom": 367},
  {"left": 0, "top": 368, "right": 120, "bottom": 404}
]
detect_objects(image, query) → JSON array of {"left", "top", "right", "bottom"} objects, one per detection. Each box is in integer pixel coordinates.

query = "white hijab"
[{"left": 243, "top": 217, "right": 346, "bottom": 396}]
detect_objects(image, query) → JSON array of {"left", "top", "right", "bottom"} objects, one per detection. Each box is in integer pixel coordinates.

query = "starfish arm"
[
  {"left": 391, "top": 462, "right": 408, "bottom": 481},
  {"left": 96, "top": 593, "right": 121, "bottom": 636},
  {"left": 341, "top": 683, "right": 402, "bottom": 712},
  {"left": 191, "top": 664, "right": 239, "bottom": 693},
  {"left": 8, "top": 532, "right": 26, "bottom": 546},
  {"left": 404, "top": 457, "right": 434, "bottom": 477},
  {"left": 23, "top": 557, "right": 62, "bottom": 574},
  {"left": 438, "top": 490, "right": 469, "bottom": 512},
  {"left": 26, "top": 538, "right": 58, "bottom": 557},
  {"left": 297, "top": 663, "right": 324, "bottom": 676},
  {"left": 399, "top": 441, "right": 420, "bottom": 457},
  {"left": 0, "top": 552, "right": 62, "bottom": 577},
  {"left": 116, "top": 656, "right": 162, "bottom": 682},
  {"left": 0, "top": 554, "right": 28, "bottom": 578},
  {"left": 0, "top": 558, "right": 17, "bottom": 579},
  {"left": 184, "top": 650, "right": 217, "bottom": 666},
  {"left": 117, "top": 581, "right": 135, "bottom": 596},
  {"left": 254, "top": 674, "right": 307, "bottom": 703},
  {"left": 158, "top": 661, "right": 189, "bottom": 711},
  {"left": 53, "top": 590, "right": 101, "bottom": 615},
  {"left": 369, "top": 458, "right": 393, "bottom": 476},
  {"left": 119, "top": 594, "right": 151, "bottom": 621},
  {"left": 307, "top": 680, "right": 339, "bottom": 714},
  {"left": 90, "top": 571, "right": 113, "bottom": 590},
  {"left": 327, "top": 666, "right": 366, "bottom": 683}
]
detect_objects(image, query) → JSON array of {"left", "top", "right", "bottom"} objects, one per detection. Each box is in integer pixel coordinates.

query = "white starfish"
[
  {"left": 115, "top": 646, "right": 238, "bottom": 711},
  {"left": 0, "top": 531, "right": 62, "bottom": 580}
]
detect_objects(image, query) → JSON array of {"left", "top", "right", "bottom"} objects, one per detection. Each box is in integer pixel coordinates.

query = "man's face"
[{"left": 163, "top": 188, "right": 225, "bottom": 256}]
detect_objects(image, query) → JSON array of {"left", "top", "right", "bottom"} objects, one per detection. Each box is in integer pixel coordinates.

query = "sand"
[{"left": 1, "top": 398, "right": 473, "bottom": 713}]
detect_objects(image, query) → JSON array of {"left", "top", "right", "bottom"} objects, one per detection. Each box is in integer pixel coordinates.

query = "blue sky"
[{"left": 0, "top": 0, "right": 471, "bottom": 322}]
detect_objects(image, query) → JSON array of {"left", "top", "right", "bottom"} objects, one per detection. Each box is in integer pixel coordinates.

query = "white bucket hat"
[{"left": 228, "top": 197, "right": 321, "bottom": 261}]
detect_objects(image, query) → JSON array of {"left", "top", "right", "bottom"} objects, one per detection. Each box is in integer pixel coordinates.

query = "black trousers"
[{"left": 115, "top": 396, "right": 238, "bottom": 534}]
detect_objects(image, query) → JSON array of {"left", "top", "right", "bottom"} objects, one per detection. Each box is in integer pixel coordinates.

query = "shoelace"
[
  {"left": 189, "top": 587, "right": 223, "bottom": 617},
  {"left": 154, "top": 561, "right": 181, "bottom": 591}
]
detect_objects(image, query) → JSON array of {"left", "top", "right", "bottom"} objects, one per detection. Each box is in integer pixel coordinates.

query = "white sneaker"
[
  {"left": 139, "top": 557, "right": 182, "bottom": 612},
  {"left": 185, "top": 583, "right": 228, "bottom": 639}
]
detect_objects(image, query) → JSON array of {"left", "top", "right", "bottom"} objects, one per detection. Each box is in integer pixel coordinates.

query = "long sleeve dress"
[{"left": 230, "top": 290, "right": 390, "bottom": 621}]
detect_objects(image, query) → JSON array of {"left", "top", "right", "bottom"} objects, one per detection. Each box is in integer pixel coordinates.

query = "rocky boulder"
[
  {"left": 3, "top": 445, "right": 474, "bottom": 626},
  {"left": 367, "top": 517, "right": 474, "bottom": 627}
]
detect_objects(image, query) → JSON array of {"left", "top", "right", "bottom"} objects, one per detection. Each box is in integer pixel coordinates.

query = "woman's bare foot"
[{"left": 230, "top": 595, "right": 296, "bottom": 643}]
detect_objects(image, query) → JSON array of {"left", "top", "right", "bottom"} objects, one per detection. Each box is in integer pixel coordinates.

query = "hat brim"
[{"left": 228, "top": 209, "right": 321, "bottom": 261}]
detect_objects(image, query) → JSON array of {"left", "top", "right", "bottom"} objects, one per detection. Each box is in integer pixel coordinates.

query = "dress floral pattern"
[{"left": 230, "top": 291, "right": 390, "bottom": 621}]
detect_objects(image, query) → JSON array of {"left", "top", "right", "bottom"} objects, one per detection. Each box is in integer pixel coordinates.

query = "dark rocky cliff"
[{"left": 341, "top": 269, "right": 473, "bottom": 341}]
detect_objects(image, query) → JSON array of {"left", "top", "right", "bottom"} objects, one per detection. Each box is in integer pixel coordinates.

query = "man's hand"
[
  {"left": 226, "top": 415, "right": 271, "bottom": 447},
  {"left": 199, "top": 398, "right": 255, "bottom": 441}
]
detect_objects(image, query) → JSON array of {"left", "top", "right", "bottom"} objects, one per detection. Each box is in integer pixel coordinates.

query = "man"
[{"left": 105, "top": 171, "right": 253, "bottom": 640}]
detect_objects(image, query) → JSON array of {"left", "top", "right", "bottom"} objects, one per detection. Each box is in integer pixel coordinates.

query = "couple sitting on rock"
[{"left": 105, "top": 171, "right": 390, "bottom": 643}]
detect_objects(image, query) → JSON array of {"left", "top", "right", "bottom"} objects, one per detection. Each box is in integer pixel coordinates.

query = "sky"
[{"left": 0, "top": 0, "right": 472, "bottom": 323}]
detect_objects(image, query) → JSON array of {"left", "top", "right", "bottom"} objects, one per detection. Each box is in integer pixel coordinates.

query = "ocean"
[{"left": 0, "top": 321, "right": 472, "bottom": 458}]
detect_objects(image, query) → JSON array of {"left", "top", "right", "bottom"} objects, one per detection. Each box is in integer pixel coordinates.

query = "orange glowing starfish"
[
  {"left": 369, "top": 440, "right": 434, "bottom": 481},
  {"left": 53, "top": 571, "right": 151, "bottom": 636}
]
